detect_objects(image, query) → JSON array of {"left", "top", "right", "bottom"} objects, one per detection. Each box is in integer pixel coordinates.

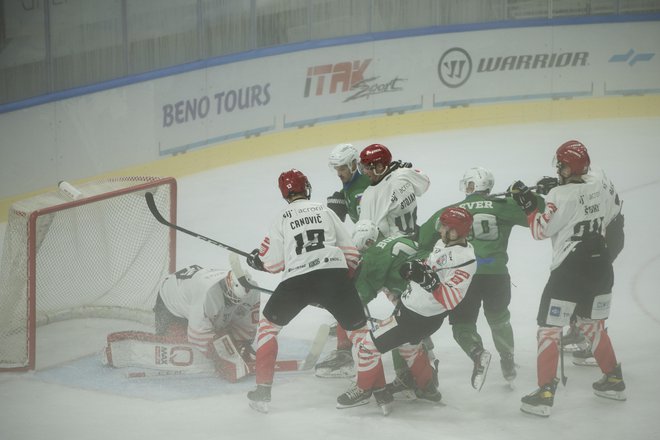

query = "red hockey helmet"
[
  {"left": 555, "top": 140, "right": 590, "bottom": 176},
  {"left": 278, "top": 169, "right": 312, "bottom": 199},
  {"left": 359, "top": 144, "right": 392, "bottom": 170},
  {"left": 439, "top": 207, "right": 473, "bottom": 238}
]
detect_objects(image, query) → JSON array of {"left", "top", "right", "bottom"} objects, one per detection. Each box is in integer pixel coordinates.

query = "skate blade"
[
  {"left": 336, "top": 399, "right": 370, "bottom": 409},
  {"left": 505, "top": 380, "right": 516, "bottom": 391},
  {"left": 379, "top": 402, "right": 393, "bottom": 416},
  {"left": 315, "top": 366, "right": 356, "bottom": 379},
  {"left": 249, "top": 400, "right": 270, "bottom": 414},
  {"left": 393, "top": 390, "right": 418, "bottom": 401},
  {"left": 572, "top": 358, "right": 598, "bottom": 367},
  {"left": 472, "top": 352, "right": 492, "bottom": 391},
  {"left": 562, "top": 342, "right": 589, "bottom": 352},
  {"left": 594, "top": 389, "right": 627, "bottom": 401},
  {"left": 520, "top": 402, "right": 551, "bottom": 417}
]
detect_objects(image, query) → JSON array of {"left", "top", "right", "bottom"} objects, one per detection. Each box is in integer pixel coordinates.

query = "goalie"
[{"left": 102, "top": 255, "right": 260, "bottom": 382}]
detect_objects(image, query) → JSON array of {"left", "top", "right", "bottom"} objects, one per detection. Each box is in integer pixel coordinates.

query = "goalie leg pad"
[{"left": 102, "top": 331, "right": 215, "bottom": 373}]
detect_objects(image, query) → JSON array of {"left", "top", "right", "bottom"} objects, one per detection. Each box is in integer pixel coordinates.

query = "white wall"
[{"left": 0, "top": 21, "right": 658, "bottom": 199}]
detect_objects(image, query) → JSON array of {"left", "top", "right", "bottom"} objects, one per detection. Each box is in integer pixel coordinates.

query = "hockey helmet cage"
[
  {"left": 278, "top": 169, "right": 312, "bottom": 199},
  {"left": 554, "top": 140, "right": 590, "bottom": 176},
  {"left": 359, "top": 144, "right": 392, "bottom": 170},
  {"left": 440, "top": 207, "right": 473, "bottom": 238},
  {"left": 352, "top": 219, "right": 380, "bottom": 251},
  {"left": 328, "top": 143, "right": 359, "bottom": 170},
  {"left": 225, "top": 269, "right": 252, "bottom": 304},
  {"left": 459, "top": 167, "right": 495, "bottom": 194}
]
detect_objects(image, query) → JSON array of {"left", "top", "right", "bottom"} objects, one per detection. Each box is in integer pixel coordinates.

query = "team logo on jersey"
[{"left": 549, "top": 305, "right": 561, "bottom": 317}]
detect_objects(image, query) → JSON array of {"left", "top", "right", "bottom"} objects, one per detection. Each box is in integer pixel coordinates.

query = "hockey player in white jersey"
[
  {"left": 336, "top": 207, "right": 477, "bottom": 414},
  {"left": 102, "top": 257, "right": 260, "bottom": 382},
  {"left": 358, "top": 143, "right": 430, "bottom": 239},
  {"left": 510, "top": 140, "right": 626, "bottom": 417},
  {"left": 245, "top": 169, "right": 371, "bottom": 413}
]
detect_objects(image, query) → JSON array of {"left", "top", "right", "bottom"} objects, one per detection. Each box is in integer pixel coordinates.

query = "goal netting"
[{"left": 0, "top": 176, "right": 177, "bottom": 371}]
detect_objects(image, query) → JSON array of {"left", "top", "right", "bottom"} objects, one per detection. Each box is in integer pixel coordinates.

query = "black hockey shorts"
[
  {"left": 153, "top": 294, "right": 188, "bottom": 335},
  {"left": 449, "top": 273, "right": 511, "bottom": 325},
  {"left": 263, "top": 268, "right": 367, "bottom": 330},
  {"left": 536, "top": 244, "right": 614, "bottom": 327},
  {"left": 372, "top": 303, "right": 447, "bottom": 354}
]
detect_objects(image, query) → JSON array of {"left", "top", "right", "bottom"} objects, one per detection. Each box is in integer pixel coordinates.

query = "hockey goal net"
[{"left": 0, "top": 176, "right": 177, "bottom": 371}]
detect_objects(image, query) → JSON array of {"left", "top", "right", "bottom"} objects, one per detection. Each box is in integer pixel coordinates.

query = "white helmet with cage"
[
  {"left": 352, "top": 219, "right": 379, "bottom": 251},
  {"left": 224, "top": 269, "right": 253, "bottom": 304},
  {"left": 459, "top": 167, "right": 495, "bottom": 194},
  {"left": 328, "top": 143, "right": 359, "bottom": 171}
]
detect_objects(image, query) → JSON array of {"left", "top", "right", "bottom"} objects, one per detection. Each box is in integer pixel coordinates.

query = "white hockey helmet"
[
  {"left": 328, "top": 143, "right": 359, "bottom": 171},
  {"left": 224, "top": 269, "right": 253, "bottom": 304},
  {"left": 352, "top": 219, "right": 379, "bottom": 251},
  {"left": 459, "top": 167, "right": 495, "bottom": 194}
]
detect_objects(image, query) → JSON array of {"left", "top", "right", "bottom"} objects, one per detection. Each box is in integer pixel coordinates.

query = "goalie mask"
[
  {"left": 352, "top": 220, "right": 379, "bottom": 251},
  {"left": 459, "top": 167, "right": 494, "bottom": 194},
  {"left": 224, "top": 270, "right": 252, "bottom": 305}
]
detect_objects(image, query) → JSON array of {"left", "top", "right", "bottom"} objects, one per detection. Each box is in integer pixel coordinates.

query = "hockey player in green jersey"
[
  {"left": 326, "top": 143, "right": 371, "bottom": 223},
  {"left": 418, "top": 167, "right": 544, "bottom": 388},
  {"left": 349, "top": 219, "right": 442, "bottom": 403},
  {"left": 315, "top": 144, "right": 373, "bottom": 378}
]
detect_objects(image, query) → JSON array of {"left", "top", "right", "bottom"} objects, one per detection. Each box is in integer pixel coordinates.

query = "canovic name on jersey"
[{"left": 288, "top": 214, "right": 323, "bottom": 230}]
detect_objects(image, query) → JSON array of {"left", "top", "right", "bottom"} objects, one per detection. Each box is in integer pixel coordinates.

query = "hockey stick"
[
  {"left": 560, "top": 333, "right": 568, "bottom": 386},
  {"left": 145, "top": 192, "right": 251, "bottom": 258},
  {"left": 125, "top": 359, "right": 312, "bottom": 379},
  {"left": 490, "top": 185, "right": 538, "bottom": 198}
]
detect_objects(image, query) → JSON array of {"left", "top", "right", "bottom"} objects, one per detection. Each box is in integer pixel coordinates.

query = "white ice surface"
[{"left": 1, "top": 117, "right": 659, "bottom": 440}]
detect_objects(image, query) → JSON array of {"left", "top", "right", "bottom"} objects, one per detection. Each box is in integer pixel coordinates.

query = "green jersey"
[
  {"left": 418, "top": 194, "right": 544, "bottom": 275},
  {"left": 341, "top": 173, "right": 371, "bottom": 223},
  {"left": 355, "top": 235, "right": 418, "bottom": 304}
]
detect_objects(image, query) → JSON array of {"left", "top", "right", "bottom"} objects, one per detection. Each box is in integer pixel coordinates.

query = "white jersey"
[
  {"left": 257, "top": 199, "right": 360, "bottom": 281},
  {"left": 159, "top": 266, "right": 260, "bottom": 355},
  {"left": 528, "top": 167, "right": 622, "bottom": 270},
  {"left": 401, "top": 241, "right": 477, "bottom": 317},
  {"left": 359, "top": 167, "right": 430, "bottom": 237}
]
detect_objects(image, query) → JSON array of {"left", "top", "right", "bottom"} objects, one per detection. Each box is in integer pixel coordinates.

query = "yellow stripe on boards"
[{"left": 1, "top": 95, "right": 659, "bottom": 222}]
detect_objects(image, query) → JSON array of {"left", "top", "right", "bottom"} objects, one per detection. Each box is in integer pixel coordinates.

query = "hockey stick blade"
[
  {"left": 302, "top": 323, "right": 330, "bottom": 370},
  {"left": 228, "top": 252, "right": 275, "bottom": 295},
  {"left": 145, "top": 192, "right": 251, "bottom": 257}
]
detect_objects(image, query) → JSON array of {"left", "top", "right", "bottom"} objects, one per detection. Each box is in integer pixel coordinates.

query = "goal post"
[{"left": 0, "top": 176, "right": 177, "bottom": 371}]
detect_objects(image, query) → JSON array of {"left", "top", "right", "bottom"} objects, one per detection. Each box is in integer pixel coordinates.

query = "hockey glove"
[
  {"left": 535, "top": 176, "right": 559, "bottom": 195},
  {"left": 399, "top": 260, "right": 440, "bottom": 293},
  {"left": 327, "top": 191, "right": 348, "bottom": 222},
  {"left": 246, "top": 248, "right": 265, "bottom": 272},
  {"left": 389, "top": 160, "right": 413, "bottom": 172},
  {"left": 508, "top": 180, "right": 537, "bottom": 215}
]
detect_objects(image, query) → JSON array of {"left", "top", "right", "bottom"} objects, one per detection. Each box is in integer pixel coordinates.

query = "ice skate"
[
  {"left": 572, "top": 347, "right": 597, "bottom": 367},
  {"left": 520, "top": 378, "right": 559, "bottom": 417},
  {"left": 373, "top": 387, "right": 394, "bottom": 416},
  {"left": 561, "top": 326, "right": 589, "bottom": 352},
  {"left": 414, "top": 380, "right": 442, "bottom": 404},
  {"left": 470, "top": 347, "right": 491, "bottom": 391},
  {"left": 593, "top": 363, "right": 626, "bottom": 401},
  {"left": 386, "top": 370, "right": 417, "bottom": 400},
  {"left": 315, "top": 349, "right": 355, "bottom": 378},
  {"left": 336, "top": 383, "right": 372, "bottom": 409},
  {"left": 500, "top": 352, "right": 517, "bottom": 384},
  {"left": 247, "top": 384, "right": 271, "bottom": 414}
]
